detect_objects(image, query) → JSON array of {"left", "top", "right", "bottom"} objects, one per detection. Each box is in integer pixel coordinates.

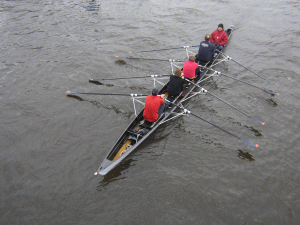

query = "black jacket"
[{"left": 167, "top": 75, "right": 185, "bottom": 97}]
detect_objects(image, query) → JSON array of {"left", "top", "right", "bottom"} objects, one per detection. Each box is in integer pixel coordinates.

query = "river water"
[{"left": 1, "top": 0, "right": 300, "bottom": 224}]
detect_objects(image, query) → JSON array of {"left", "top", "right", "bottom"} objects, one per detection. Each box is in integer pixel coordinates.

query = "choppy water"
[{"left": 1, "top": 0, "right": 300, "bottom": 224}]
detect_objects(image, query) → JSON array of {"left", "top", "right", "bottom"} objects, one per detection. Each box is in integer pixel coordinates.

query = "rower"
[
  {"left": 182, "top": 55, "right": 200, "bottom": 81},
  {"left": 196, "top": 34, "right": 216, "bottom": 65},
  {"left": 210, "top": 23, "right": 228, "bottom": 52},
  {"left": 166, "top": 68, "right": 185, "bottom": 102},
  {"left": 143, "top": 87, "right": 166, "bottom": 124}
]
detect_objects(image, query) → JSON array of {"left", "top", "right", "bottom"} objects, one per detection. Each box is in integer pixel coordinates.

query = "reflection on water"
[
  {"left": 85, "top": 0, "right": 100, "bottom": 11},
  {"left": 96, "top": 158, "right": 136, "bottom": 191},
  {"left": 237, "top": 150, "right": 255, "bottom": 161},
  {"left": 67, "top": 95, "right": 84, "bottom": 101},
  {"left": 115, "top": 59, "right": 126, "bottom": 65},
  {"left": 89, "top": 79, "right": 115, "bottom": 86},
  {"left": 66, "top": 95, "right": 131, "bottom": 116},
  {"left": 244, "top": 125, "right": 263, "bottom": 137},
  {"left": 267, "top": 98, "right": 278, "bottom": 106},
  {"left": 66, "top": 95, "right": 105, "bottom": 108}
]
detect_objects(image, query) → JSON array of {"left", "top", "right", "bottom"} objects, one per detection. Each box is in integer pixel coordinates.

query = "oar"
[
  {"left": 66, "top": 91, "right": 148, "bottom": 97},
  {"left": 128, "top": 45, "right": 199, "bottom": 54},
  {"left": 166, "top": 100, "right": 259, "bottom": 148},
  {"left": 89, "top": 74, "right": 172, "bottom": 82},
  {"left": 199, "top": 66, "right": 279, "bottom": 96},
  {"left": 184, "top": 79, "right": 265, "bottom": 125},
  {"left": 215, "top": 49, "right": 272, "bottom": 84},
  {"left": 126, "top": 57, "right": 185, "bottom": 62}
]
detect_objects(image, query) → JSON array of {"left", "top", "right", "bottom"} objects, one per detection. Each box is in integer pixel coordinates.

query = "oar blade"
[
  {"left": 66, "top": 91, "right": 80, "bottom": 95},
  {"left": 265, "top": 90, "right": 279, "bottom": 96},
  {"left": 240, "top": 138, "right": 259, "bottom": 148},
  {"left": 252, "top": 118, "right": 265, "bottom": 125}
]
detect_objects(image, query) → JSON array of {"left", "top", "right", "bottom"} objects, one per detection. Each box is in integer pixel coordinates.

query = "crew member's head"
[
  {"left": 188, "top": 55, "right": 196, "bottom": 62},
  {"left": 152, "top": 87, "right": 159, "bottom": 96},
  {"left": 174, "top": 68, "right": 182, "bottom": 77},
  {"left": 205, "top": 34, "right": 211, "bottom": 41},
  {"left": 217, "top": 23, "right": 224, "bottom": 32}
]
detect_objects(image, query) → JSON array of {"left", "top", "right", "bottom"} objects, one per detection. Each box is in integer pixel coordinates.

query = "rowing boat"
[{"left": 95, "top": 26, "right": 234, "bottom": 176}]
